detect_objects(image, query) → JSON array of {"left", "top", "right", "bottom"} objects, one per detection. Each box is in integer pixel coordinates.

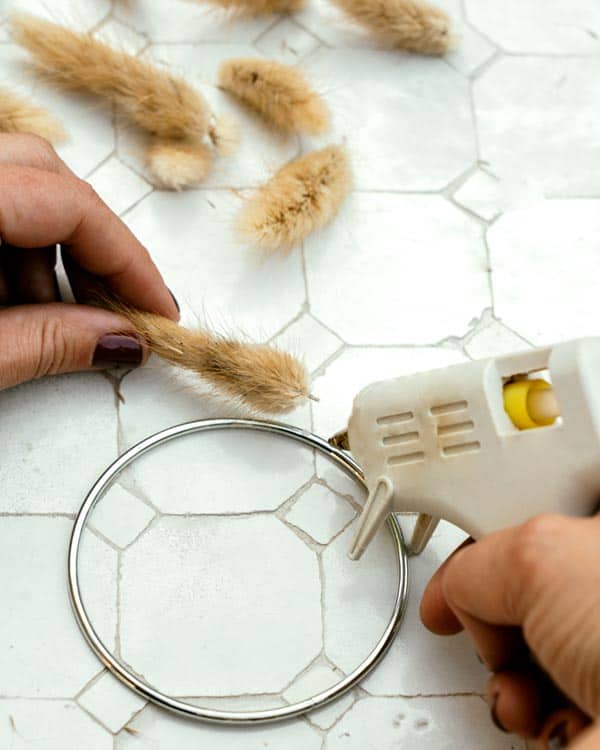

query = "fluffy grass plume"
[
  {"left": 146, "top": 138, "right": 214, "bottom": 190},
  {"left": 330, "top": 0, "right": 452, "bottom": 55},
  {"left": 218, "top": 58, "right": 329, "bottom": 135},
  {"left": 11, "top": 14, "right": 211, "bottom": 139},
  {"left": 192, "top": 0, "right": 305, "bottom": 16},
  {"left": 239, "top": 145, "right": 351, "bottom": 252},
  {"left": 0, "top": 86, "right": 65, "bottom": 142},
  {"left": 110, "top": 304, "right": 310, "bottom": 414}
]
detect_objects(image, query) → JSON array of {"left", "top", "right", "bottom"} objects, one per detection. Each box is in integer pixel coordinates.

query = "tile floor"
[{"left": 2, "top": 0, "right": 599, "bottom": 746}]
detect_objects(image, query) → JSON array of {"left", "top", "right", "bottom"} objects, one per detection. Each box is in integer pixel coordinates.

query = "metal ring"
[{"left": 69, "top": 419, "right": 409, "bottom": 725}]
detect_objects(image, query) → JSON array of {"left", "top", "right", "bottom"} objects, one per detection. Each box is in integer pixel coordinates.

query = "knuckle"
[
  {"left": 22, "top": 133, "right": 59, "bottom": 170},
  {"left": 33, "top": 317, "right": 72, "bottom": 378},
  {"left": 75, "top": 177, "right": 103, "bottom": 207}
]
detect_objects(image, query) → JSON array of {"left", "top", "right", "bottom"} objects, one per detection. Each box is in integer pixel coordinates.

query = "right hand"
[{"left": 420, "top": 513, "right": 600, "bottom": 748}]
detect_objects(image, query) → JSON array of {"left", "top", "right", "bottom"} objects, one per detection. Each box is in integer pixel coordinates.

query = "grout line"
[
  {"left": 361, "top": 690, "right": 485, "bottom": 699},
  {"left": 160, "top": 509, "right": 275, "bottom": 518},
  {"left": 0, "top": 512, "right": 75, "bottom": 518},
  {"left": 115, "top": 551, "right": 123, "bottom": 659},
  {"left": 318, "top": 551, "right": 326, "bottom": 657}
]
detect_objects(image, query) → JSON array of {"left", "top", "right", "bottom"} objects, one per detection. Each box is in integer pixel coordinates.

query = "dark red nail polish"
[
  {"left": 490, "top": 694, "right": 508, "bottom": 734},
  {"left": 169, "top": 289, "right": 180, "bottom": 313},
  {"left": 548, "top": 721, "right": 569, "bottom": 749},
  {"left": 93, "top": 334, "right": 142, "bottom": 369}
]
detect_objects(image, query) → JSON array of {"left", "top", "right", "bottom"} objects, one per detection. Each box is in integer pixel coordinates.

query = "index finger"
[
  {"left": 420, "top": 537, "right": 473, "bottom": 635},
  {"left": 0, "top": 164, "right": 178, "bottom": 320}
]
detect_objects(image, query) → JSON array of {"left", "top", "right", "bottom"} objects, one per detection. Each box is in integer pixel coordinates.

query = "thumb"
[
  {"left": 0, "top": 303, "right": 146, "bottom": 389},
  {"left": 571, "top": 723, "right": 600, "bottom": 749}
]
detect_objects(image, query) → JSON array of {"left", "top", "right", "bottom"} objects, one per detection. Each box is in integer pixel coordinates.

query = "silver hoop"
[{"left": 69, "top": 419, "right": 409, "bottom": 725}]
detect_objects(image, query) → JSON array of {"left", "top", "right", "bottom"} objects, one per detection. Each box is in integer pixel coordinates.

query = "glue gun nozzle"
[
  {"left": 348, "top": 476, "right": 394, "bottom": 561},
  {"left": 348, "top": 539, "right": 365, "bottom": 561}
]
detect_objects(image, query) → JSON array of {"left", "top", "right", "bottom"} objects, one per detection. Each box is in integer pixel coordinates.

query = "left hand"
[{"left": 0, "top": 133, "right": 179, "bottom": 389}]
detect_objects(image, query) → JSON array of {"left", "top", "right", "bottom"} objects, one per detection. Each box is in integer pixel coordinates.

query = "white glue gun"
[{"left": 333, "top": 338, "right": 600, "bottom": 559}]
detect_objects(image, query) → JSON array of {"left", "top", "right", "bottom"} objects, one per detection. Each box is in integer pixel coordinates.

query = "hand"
[
  {"left": 0, "top": 133, "right": 179, "bottom": 390},
  {"left": 420, "top": 514, "right": 600, "bottom": 748}
]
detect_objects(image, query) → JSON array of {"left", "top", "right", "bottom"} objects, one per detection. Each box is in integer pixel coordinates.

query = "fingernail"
[
  {"left": 490, "top": 694, "right": 508, "bottom": 734},
  {"left": 548, "top": 721, "right": 569, "bottom": 750},
  {"left": 93, "top": 334, "right": 142, "bottom": 369},
  {"left": 169, "top": 288, "right": 180, "bottom": 313}
]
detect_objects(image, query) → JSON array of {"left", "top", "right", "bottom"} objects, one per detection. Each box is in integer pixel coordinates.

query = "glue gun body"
[{"left": 346, "top": 338, "right": 600, "bottom": 559}]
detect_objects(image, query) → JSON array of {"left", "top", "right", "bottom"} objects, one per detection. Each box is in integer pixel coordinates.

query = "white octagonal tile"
[
  {"left": 122, "top": 190, "right": 305, "bottom": 339},
  {"left": 78, "top": 529, "right": 119, "bottom": 653},
  {"left": 0, "top": 701, "right": 111, "bottom": 750},
  {"left": 184, "top": 694, "right": 286, "bottom": 710},
  {"left": 312, "top": 347, "right": 467, "bottom": 437},
  {"left": 93, "top": 18, "right": 148, "bottom": 55},
  {"left": 0, "top": 44, "right": 34, "bottom": 97},
  {"left": 271, "top": 313, "right": 343, "bottom": 373},
  {"left": 328, "top": 696, "right": 519, "bottom": 749},
  {"left": 474, "top": 58, "right": 600, "bottom": 198},
  {"left": 362, "top": 521, "right": 488, "bottom": 695},
  {"left": 321, "top": 522, "right": 400, "bottom": 674},
  {"left": 1, "top": 0, "right": 111, "bottom": 29},
  {"left": 31, "top": 85, "right": 114, "bottom": 177},
  {"left": 285, "top": 483, "right": 356, "bottom": 544},
  {"left": 299, "top": 49, "right": 476, "bottom": 190},
  {"left": 87, "top": 156, "right": 152, "bottom": 217},
  {"left": 465, "top": 0, "right": 600, "bottom": 54},
  {"left": 490, "top": 200, "right": 600, "bottom": 344},
  {"left": 117, "top": 411, "right": 314, "bottom": 513},
  {"left": 120, "top": 515, "right": 321, "bottom": 694},
  {"left": 78, "top": 671, "right": 146, "bottom": 734},
  {"left": 115, "top": 0, "right": 275, "bottom": 43},
  {"left": 116, "top": 704, "right": 322, "bottom": 748},
  {"left": 118, "top": 360, "right": 230, "bottom": 448},
  {"left": 0, "top": 373, "right": 117, "bottom": 513},
  {"left": 305, "top": 194, "right": 489, "bottom": 346},
  {"left": 465, "top": 319, "right": 531, "bottom": 360},
  {"left": 0, "top": 518, "right": 116, "bottom": 697},
  {"left": 255, "top": 18, "right": 321, "bottom": 64}
]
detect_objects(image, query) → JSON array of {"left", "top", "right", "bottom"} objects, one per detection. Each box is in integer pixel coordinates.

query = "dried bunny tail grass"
[
  {"left": 239, "top": 145, "right": 351, "bottom": 252},
  {"left": 146, "top": 137, "right": 213, "bottom": 190},
  {"left": 330, "top": 0, "right": 453, "bottom": 55},
  {"left": 10, "top": 14, "right": 211, "bottom": 139},
  {"left": 218, "top": 58, "right": 329, "bottom": 135},
  {"left": 0, "top": 86, "right": 65, "bottom": 142},
  {"left": 208, "top": 115, "right": 240, "bottom": 156},
  {"left": 109, "top": 304, "right": 309, "bottom": 413},
  {"left": 192, "top": 0, "right": 305, "bottom": 16}
]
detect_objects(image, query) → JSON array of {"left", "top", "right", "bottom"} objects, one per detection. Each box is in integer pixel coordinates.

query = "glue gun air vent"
[
  {"left": 430, "top": 399, "right": 481, "bottom": 458},
  {"left": 376, "top": 411, "right": 425, "bottom": 466}
]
